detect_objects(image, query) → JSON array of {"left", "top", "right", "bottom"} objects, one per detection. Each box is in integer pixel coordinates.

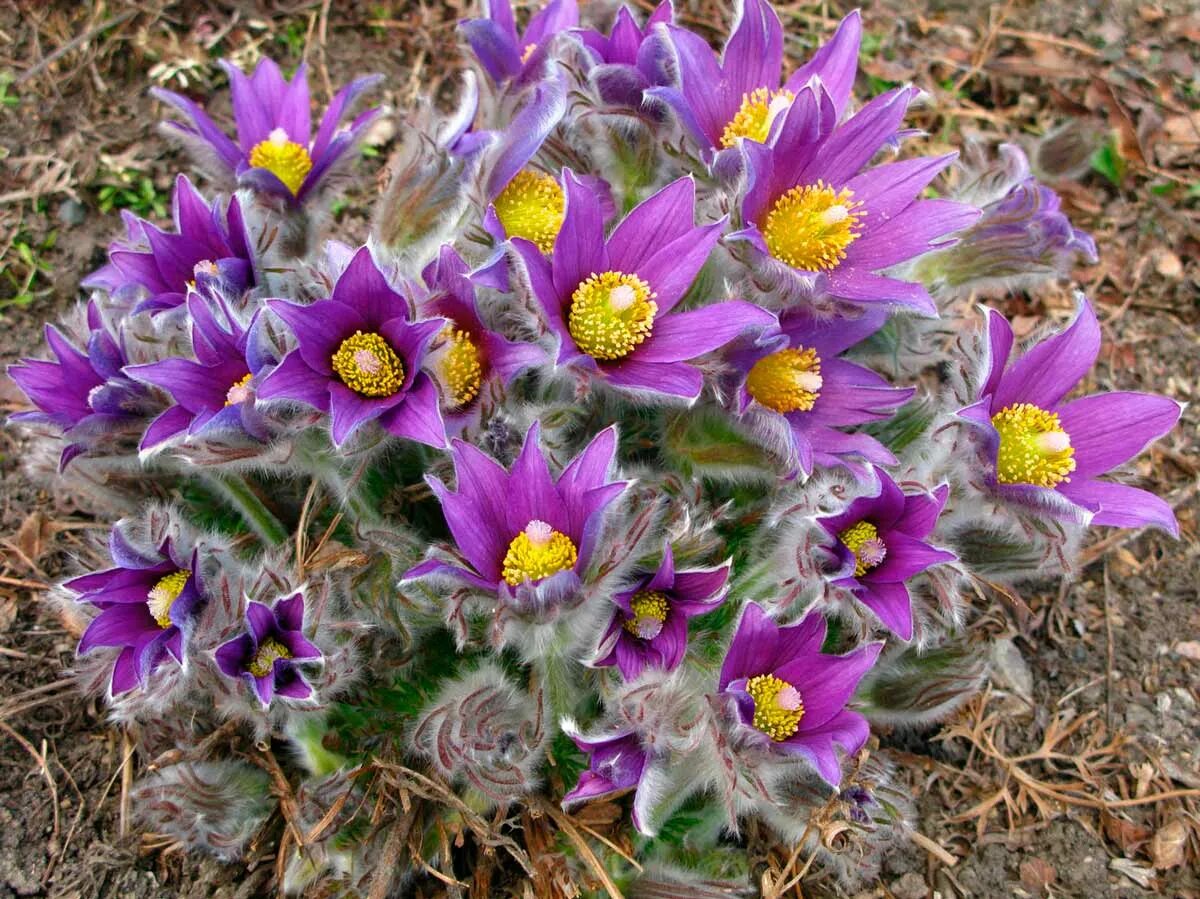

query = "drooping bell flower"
[
  {"left": 958, "top": 298, "right": 1181, "bottom": 534},
  {"left": 718, "top": 602, "right": 881, "bottom": 784},
  {"left": 462, "top": 0, "right": 578, "bottom": 89},
  {"left": 256, "top": 246, "right": 447, "bottom": 448},
  {"left": 728, "top": 305, "right": 912, "bottom": 477},
  {"left": 514, "top": 173, "right": 775, "bottom": 399},
  {"left": 575, "top": 2, "right": 675, "bottom": 109},
  {"left": 415, "top": 245, "right": 546, "bottom": 429},
  {"left": 728, "top": 84, "right": 980, "bottom": 314},
  {"left": 596, "top": 544, "right": 730, "bottom": 680},
  {"left": 562, "top": 724, "right": 653, "bottom": 831},
  {"left": 152, "top": 58, "right": 381, "bottom": 204},
  {"left": 815, "top": 469, "right": 956, "bottom": 640},
  {"left": 648, "top": 2, "right": 860, "bottom": 160},
  {"left": 67, "top": 529, "right": 205, "bottom": 696},
  {"left": 215, "top": 593, "right": 322, "bottom": 706},
  {"left": 8, "top": 301, "right": 152, "bottom": 469},
  {"left": 404, "top": 423, "right": 628, "bottom": 608},
  {"left": 83, "top": 175, "right": 253, "bottom": 315},
  {"left": 125, "top": 292, "right": 272, "bottom": 451}
]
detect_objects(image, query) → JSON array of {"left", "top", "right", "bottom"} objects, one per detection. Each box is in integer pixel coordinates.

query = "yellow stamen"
[
  {"left": 720, "top": 87, "right": 795, "bottom": 148},
  {"left": 762, "top": 180, "right": 863, "bottom": 272},
  {"left": 568, "top": 271, "right": 657, "bottom": 361},
  {"left": 330, "top": 331, "right": 405, "bottom": 398},
  {"left": 493, "top": 170, "right": 565, "bottom": 254},
  {"left": 146, "top": 570, "right": 190, "bottom": 629},
  {"left": 248, "top": 128, "right": 313, "bottom": 196},
  {"left": 745, "top": 346, "right": 823, "bottom": 413},
  {"left": 502, "top": 520, "right": 579, "bottom": 586},
  {"left": 839, "top": 521, "right": 887, "bottom": 577},
  {"left": 435, "top": 327, "right": 484, "bottom": 408},
  {"left": 623, "top": 590, "right": 670, "bottom": 640},
  {"left": 520, "top": 42, "right": 538, "bottom": 64},
  {"left": 991, "top": 402, "right": 1076, "bottom": 488},
  {"left": 225, "top": 372, "right": 254, "bottom": 406},
  {"left": 247, "top": 637, "right": 292, "bottom": 678},
  {"left": 746, "top": 673, "right": 805, "bottom": 741}
]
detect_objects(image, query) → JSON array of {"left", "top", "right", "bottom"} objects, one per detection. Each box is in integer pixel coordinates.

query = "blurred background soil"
[{"left": 0, "top": 1, "right": 1197, "bottom": 896}]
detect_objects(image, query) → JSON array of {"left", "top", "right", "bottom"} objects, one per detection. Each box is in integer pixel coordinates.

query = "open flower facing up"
[
  {"left": 257, "top": 246, "right": 447, "bottom": 448},
  {"left": 596, "top": 545, "right": 730, "bottom": 680},
  {"left": 84, "top": 175, "right": 253, "bottom": 315},
  {"left": 816, "top": 469, "right": 955, "bottom": 640},
  {"left": 153, "top": 58, "right": 381, "bottom": 203},
  {"left": 515, "top": 174, "right": 775, "bottom": 400},
  {"left": 648, "top": 1, "right": 860, "bottom": 160},
  {"left": 729, "top": 305, "right": 912, "bottom": 476},
  {"left": 958, "top": 299, "right": 1181, "bottom": 534},
  {"left": 575, "top": 2, "right": 675, "bottom": 109},
  {"left": 462, "top": 0, "right": 578, "bottom": 88},
  {"left": 729, "top": 84, "right": 979, "bottom": 313},
  {"left": 718, "top": 603, "right": 881, "bottom": 783},
  {"left": 8, "top": 301, "right": 151, "bottom": 469},
  {"left": 562, "top": 725, "right": 652, "bottom": 830},
  {"left": 126, "top": 293, "right": 271, "bottom": 450},
  {"left": 404, "top": 423, "right": 628, "bottom": 608},
  {"left": 67, "top": 530, "right": 205, "bottom": 696},
  {"left": 215, "top": 593, "right": 322, "bottom": 706}
]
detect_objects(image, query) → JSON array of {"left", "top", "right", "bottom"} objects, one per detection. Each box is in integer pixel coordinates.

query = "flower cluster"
[{"left": 6, "top": 0, "right": 1179, "bottom": 893}]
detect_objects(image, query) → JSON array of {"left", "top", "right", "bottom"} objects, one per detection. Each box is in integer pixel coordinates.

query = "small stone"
[
  {"left": 1172, "top": 640, "right": 1200, "bottom": 660},
  {"left": 1152, "top": 248, "right": 1183, "bottom": 280},
  {"left": 890, "top": 872, "right": 927, "bottom": 899},
  {"left": 57, "top": 199, "right": 87, "bottom": 226}
]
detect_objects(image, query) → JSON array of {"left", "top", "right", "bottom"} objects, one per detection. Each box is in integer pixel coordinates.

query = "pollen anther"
[
  {"left": 623, "top": 590, "right": 670, "bottom": 640},
  {"left": 746, "top": 346, "right": 823, "bottom": 413},
  {"left": 436, "top": 327, "right": 484, "bottom": 408},
  {"left": 248, "top": 637, "right": 293, "bottom": 678},
  {"left": 502, "top": 520, "right": 579, "bottom": 586},
  {"left": 493, "top": 170, "right": 565, "bottom": 253},
  {"left": 762, "top": 181, "right": 863, "bottom": 272},
  {"left": 146, "top": 570, "right": 190, "bottom": 629},
  {"left": 331, "top": 331, "right": 405, "bottom": 398},
  {"left": 248, "top": 128, "right": 313, "bottom": 196},
  {"left": 839, "top": 521, "right": 887, "bottom": 577},
  {"left": 721, "top": 87, "right": 795, "bottom": 148},
  {"left": 991, "top": 402, "right": 1076, "bottom": 488},
  {"left": 746, "top": 673, "right": 805, "bottom": 741},
  {"left": 568, "top": 270, "right": 657, "bottom": 361}
]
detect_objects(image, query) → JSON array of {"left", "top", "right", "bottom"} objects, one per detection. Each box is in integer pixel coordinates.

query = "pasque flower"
[
  {"left": 462, "top": 0, "right": 578, "bottom": 88},
  {"left": 256, "top": 246, "right": 447, "bottom": 448},
  {"left": 728, "top": 305, "right": 912, "bottom": 476},
  {"left": 718, "top": 603, "right": 881, "bottom": 783},
  {"left": 958, "top": 298, "right": 1181, "bottom": 533},
  {"left": 404, "top": 423, "right": 628, "bottom": 607},
  {"left": 84, "top": 175, "right": 253, "bottom": 315},
  {"left": 596, "top": 544, "right": 730, "bottom": 680},
  {"left": 648, "top": 1, "right": 860, "bottom": 157},
  {"left": 514, "top": 173, "right": 774, "bottom": 399},
  {"left": 729, "top": 84, "right": 979, "bottom": 313},
  {"left": 816, "top": 469, "right": 956, "bottom": 640},
  {"left": 575, "top": 2, "right": 675, "bottom": 109},
  {"left": 562, "top": 725, "right": 652, "bottom": 830},
  {"left": 153, "top": 58, "right": 381, "bottom": 203},
  {"left": 126, "top": 293, "right": 271, "bottom": 450},
  {"left": 215, "top": 593, "right": 322, "bottom": 706},
  {"left": 67, "top": 529, "right": 205, "bottom": 696}
]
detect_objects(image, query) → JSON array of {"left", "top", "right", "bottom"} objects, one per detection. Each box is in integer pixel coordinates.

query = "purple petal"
[
  {"left": 215, "top": 633, "right": 254, "bottom": 677},
  {"left": 631, "top": 301, "right": 775, "bottom": 364},
  {"left": 856, "top": 580, "right": 913, "bottom": 640},
  {"left": 783, "top": 10, "right": 861, "bottom": 116},
  {"left": 778, "top": 641, "right": 881, "bottom": 729},
  {"left": 980, "top": 307, "right": 1014, "bottom": 399},
  {"left": 1058, "top": 392, "right": 1181, "bottom": 478},
  {"left": 245, "top": 601, "right": 276, "bottom": 643},
  {"left": 993, "top": 298, "right": 1100, "bottom": 411},
  {"left": 1057, "top": 478, "right": 1179, "bottom": 536},
  {"left": 604, "top": 359, "right": 703, "bottom": 398},
  {"left": 379, "top": 374, "right": 448, "bottom": 448},
  {"left": 722, "top": 0, "right": 783, "bottom": 99},
  {"left": 552, "top": 171, "right": 608, "bottom": 300}
]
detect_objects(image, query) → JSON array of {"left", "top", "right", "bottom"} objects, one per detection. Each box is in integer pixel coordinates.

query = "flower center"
[
  {"left": 248, "top": 127, "right": 313, "bottom": 196},
  {"left": 623, "top": 590, "right": 670, "bottom": 640},
  {"left": 146, "top": 570, "right": 190, "bottom": 629},
  {"left": 745, "top": 346, "right": 823, "bottom": 413},
  {"left": 502, "top": 520, "right": 579, "bottom": 586},
  {"left": 331, "top": 331, "right": 405, "bottom": 398},
  {"left": 746, "top": 673, "right": 805, "bottom": 741},
  {"left": 991, "top": 402, "right": 1076, "bottom": 488},
  {"left": 493, "top": 170, "right": 565, "bottom": 254},
  {"left": 224, "top": 372, "right": 254, "bottom": 406},
  {"left": 435, "top": 327, "right": 484, "bottom": 408},
  {"left": 568, "top": 271, "right": 657, "bottom": 361},
  {"left": 839, "top": 521, "right": 888, "bottom": 577},
  {"left": 247, "top": 636, "right": 293, "bottom": 678},
  {"left": 720, "top": 87, "right": 795, "bottom": 148},
  {"left": 762, "top": 181, "right": 863, "bottom": 272}
]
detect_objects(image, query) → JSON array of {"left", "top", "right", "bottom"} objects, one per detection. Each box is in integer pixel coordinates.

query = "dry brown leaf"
[
  {"left": 1019, "top": 857, "right": 1057, "bottom": 894},
  {"left": 1150, "top": 820, "right": 1188, "bottom": 870},
  {"left": 1102, "top": 812, "right": 1153, "bottom": 852},
  {"left": 14, "top": 510, "right": 52, "bottom": 566}
]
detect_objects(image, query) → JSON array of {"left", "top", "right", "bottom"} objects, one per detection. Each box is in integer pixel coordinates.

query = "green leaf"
[{"left": 1090, "top": 134, "right": 1126, "bottom": 187}]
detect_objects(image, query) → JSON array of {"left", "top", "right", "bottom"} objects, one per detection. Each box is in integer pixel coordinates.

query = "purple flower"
[
  {"left": 215, "top": 593, "right": 321, "bottom": 706},
  {"left": 514, "top": 174, "right": 775, "bottom": 399},
  {"left": 816, "top": 469, "right": 955, "bottom": 640},
  {"left": 718, "top": 603, "right": 881, "bottom": 784},
  {"left": 648, "top": 2, "right": 861, "bottom": 158},
  {"left": 404, "top": 423, "right": 628, "bottom": 608},
  {"left": 67, "top": 529, "right": 205, "bottom": 696},
  {"left": 562, "top": 725, "right": 651, "bottom": 830},
  {"left": 83, "top": 175, "right": 253, "bottom": 315},
  {"left": 153, "top": 58, "right": 381, "bottom": 204},
  {"left": 256, "top": 246, "right": 447, "bottom": 448},
  {"left": 576, "top": 2, "right": 675, "bottom": 109},
  {"left": 8, "top": 301, "right": 151, "bottom": 469},
  {"left": 958, "top": 298, "right": 1181, "bottom": 534},
  {"left": 728, "top": 84, "right": 979, "bottom": 313},
  {"left": 728, "top": 305, "right": 913, "bottom": 476},
  {"left": 126, "top": 293, "right": 271, "bottom": 450},
  {"left": 596, "top": 544, "right": 730, "bottom": 679},
  {"left": 462, "top": 0, "right": 578, "bottom": 88}
]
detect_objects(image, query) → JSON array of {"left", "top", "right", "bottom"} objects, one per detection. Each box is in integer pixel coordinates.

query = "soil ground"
[{"left": 0, "top": 1, "right": 1197, "bottom": 897}]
